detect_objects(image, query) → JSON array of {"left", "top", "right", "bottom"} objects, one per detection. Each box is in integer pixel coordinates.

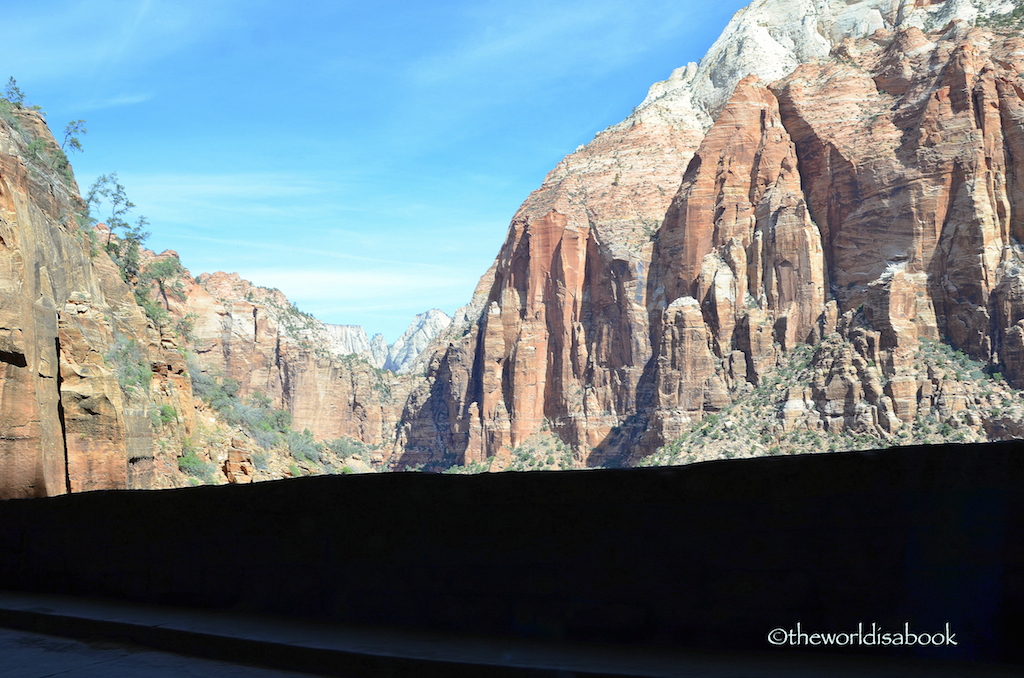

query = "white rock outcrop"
[
  {"left": 607, "top": 0, "right": 1006, "bottom": 139},
  {"left": 323, "top": 324, "right": 371, "bottom": 357},
  {"left": 321, "top": 315, "right": 451, "bottom": 371},
  {"left": 368, "top": 333, "right": 389, "bottom": 368},
  {"left": 384, "top": 309, "right": 453, "bottom": 374}
]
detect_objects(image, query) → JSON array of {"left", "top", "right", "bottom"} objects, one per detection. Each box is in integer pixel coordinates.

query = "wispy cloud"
[
  {"left": 0, "top": 0, "right": 249, "bottom": 83},
  {"left": 106, "top": 172, "right": 348, "bottom": 225},
  {"left": 407, "top": 0, "right": 691, "bottom": 92},
  {"left": 125, "top": 172, "right": 334, "bottom": 200},
  {"left": 177, "top": 235, "right": 467, "bottom": 272},
  {"left": 76, "top": 92, "right": 154, "bottom": 110},
  {"left": 240, "top": 269, "right": 466, "bottom": 301},
  {"left": 382, "top": 0, "right": 708, "bottom": 153}
]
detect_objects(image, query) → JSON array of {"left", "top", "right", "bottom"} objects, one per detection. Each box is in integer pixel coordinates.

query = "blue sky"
[{"left": 2, "top": 0, "right": 748, "bottom": 342}]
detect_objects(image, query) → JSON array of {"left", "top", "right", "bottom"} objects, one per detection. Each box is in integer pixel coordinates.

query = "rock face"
[
  {"left": 394, "top": 0, "right": 1024, "bottom": 469},
  {"left": 321, "top": 324, "right": 391, "bottom": 368},
  {"left": 383, "top": 309, "right": 452, "bottom": 374},
  {"left": 183, "top": 272, "right": 409, "bottom": 447},
  {"left": 368, "top": 333, "right": 388, "bottom": 368},
  {"left": 643, "top": 74, "right": 826, "bottom": 447},
  {"left": 222, "top": 437, "right": 255, "bottom": 484},
  {"left": 8, "top": 0, "right": 1024, "bottom": 489},
  {"left": 323, "top": 324, "right": 372, "bottom": 359},
  {"left": 0, "top": 107, "right": 193, "bottom": 499}
]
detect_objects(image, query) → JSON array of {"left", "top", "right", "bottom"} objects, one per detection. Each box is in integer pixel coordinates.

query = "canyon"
[{"left": 4, "top": 0, "right": 1024, "bottom": 498}]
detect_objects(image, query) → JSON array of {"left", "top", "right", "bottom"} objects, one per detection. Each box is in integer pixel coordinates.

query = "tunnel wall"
[{"left": 0, "top": 441, "right": 1022, "bottom": 664}]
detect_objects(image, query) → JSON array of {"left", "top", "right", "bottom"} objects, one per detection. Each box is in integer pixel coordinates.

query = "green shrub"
[
  {"left": 251, "top": 428, "right": 280, "bottom": 450},
  {"left": 288, "top": 428, "right": 323, "bottom": 463},
  {"left": 137, "top": 294, "right": 169, "bottom": 328},
  {"left": 173, "top": 313, "right": 197, "bottom": 344},
  {"left": 187, "top": 359, "right": 295, "bottom": 449},
  {"left": 105, "top": 334, "right": 150, "bottom": 395},
  {"left": 150, "top": 404, "right": 177, "bottom": 427},
  {"left": 252, "top": 450, "right": 269, "bottom": 471},
  {"left": 0, "top": 98, "right": 20, "bottom": 130},
  {"left": 26, "top": 138, "right": 47, "bottom": 162},
  {"left": 178, "top": 440, "right": 216, "bottom": 483},
  {"left": 327, "top": 436, "right": 366, "bottom": 457}
]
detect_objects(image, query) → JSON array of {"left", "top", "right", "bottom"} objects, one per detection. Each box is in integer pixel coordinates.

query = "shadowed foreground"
[{"left": 0, "top": 441, "right": 1022, "bottom": 673}]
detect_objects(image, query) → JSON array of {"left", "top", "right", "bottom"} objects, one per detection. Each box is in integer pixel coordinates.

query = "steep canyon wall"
[
  {"left": 6, "top": 0, "right": 1024, "bottom": 492},
  {"left": 0, "top": 108, "right": 193, "bottom": 499},
  {"left": 396, "top": 0, "right": 1024, "bottom": 469}
]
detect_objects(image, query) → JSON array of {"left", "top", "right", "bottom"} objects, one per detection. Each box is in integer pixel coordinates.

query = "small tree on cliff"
[
  {"left": 86, "top": 174, "right": 162, "bottom": 318},
  {"left": 84, "top": 174, "right": 192, "bottom": 338},
  {"left": 86, "top": 173, "right": 136, "bottom": 248},
  {"left": 62, "top": 119, "right": 87, "bottom": 153},
  {"left": 117, "top": 215, "right": 150, "bottom": 283},
  {"left": 141, "top": 255, "right": 186, "bottom": 311},
  {"left": 4, "top": 77, "right": 24, "bottom": 108},
  {"left": 86, "top": 173, "right": 152, "bottom": 284}
]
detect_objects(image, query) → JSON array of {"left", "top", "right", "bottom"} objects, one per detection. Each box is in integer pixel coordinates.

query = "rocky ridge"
[
  {"left": 176, "top": 270, "right": 404, "bottom": 448},
  {"left": 393, "top": 0, "right": 1024, "bottom": 470},
  {"left": 175, "top": 268, "right": 453, "bottom": 445},
  {"left": 322, "top": 324, "right": 386, "bottom": 365}
]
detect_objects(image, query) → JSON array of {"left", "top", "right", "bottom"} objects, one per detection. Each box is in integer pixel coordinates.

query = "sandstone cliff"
[
  {"left": 394, "top": 0, "right": 1024, "bottom": 470},
  {"left": 0, "top": 105, "right": 194, "bottom": 498},
  {"left": 178, "top": 271, "right": 409, "bottom": 450}
]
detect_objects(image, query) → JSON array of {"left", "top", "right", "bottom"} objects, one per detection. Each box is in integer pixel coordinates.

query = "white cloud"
[
  {"left": 99, "top": 172, "right": 349, "bottom": 225},
  {"left": 176, "top": 234, "right": 468, "bottom": 272},
  {"left": 0, "top": 0, "right": 251, "bottom": 82},
  {"left": 125, "top": 172, "right": 334, "bottom": 200},
  {"left": 240, "top": 269, "right": 467, "bottom": 302},
  {"left": 76, "top": 92, "right": 154, "bottom": 110},
  {"left": 407, "top": 0, "right": 690, "bottom": 92}
]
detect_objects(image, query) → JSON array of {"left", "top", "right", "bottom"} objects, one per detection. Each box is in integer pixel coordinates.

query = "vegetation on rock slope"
[{"left": 640, "top": 337, "right": 1020, "bottom": 468}]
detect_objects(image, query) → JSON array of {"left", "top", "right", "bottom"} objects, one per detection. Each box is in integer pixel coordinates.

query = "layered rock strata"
[
  {"left": 395, "top": 0, "right": 1024, "bottom": 469},
  {"left": 181, "top": 271, "right": 409, "bottom": 448},
  {"left": 0, "top": 108, "right": 193, "bottom": 498},
  {"left": 642, "top": 15, "right": 1024, "bottom": 455}
]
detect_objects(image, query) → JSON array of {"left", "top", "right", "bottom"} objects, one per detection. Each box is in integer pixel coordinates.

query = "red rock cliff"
[
  {"left": 393, "top": 90, "right": 706, "bottom": 469},
  {"left": 0, "top": 108, "right": 193, "bottom": 498},
  {"left": 396, "top": 15, "right": 1024, "bottom": 469},
  {"left": 182, "top": 271, "right": 408, "bottom": 451}
]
